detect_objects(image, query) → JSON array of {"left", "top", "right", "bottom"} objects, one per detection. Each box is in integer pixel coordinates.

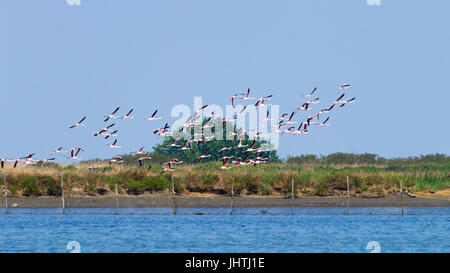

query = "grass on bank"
[{"left": 0, "top": 162, "right": 448, "bottom": 197}]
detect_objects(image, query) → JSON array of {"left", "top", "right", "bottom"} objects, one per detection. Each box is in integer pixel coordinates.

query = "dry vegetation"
[{"left": 0, "top": 161, "right": 448, "bottom": 197}]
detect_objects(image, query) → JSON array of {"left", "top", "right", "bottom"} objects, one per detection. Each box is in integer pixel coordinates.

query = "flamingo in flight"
[
  {"left": 198, "top": 149, "right": 211, "bottom": 162},
  {"left": 164, "top": 158, "right": 183, "bottom": 165},
  {"left": 92, "top": 123, "right": 115, "bottom": 136},
  {"left": 0, "top": 158, "right": 9, "bottom": 169},
  {"left": 239, "top": 88, "right": 254, "bottom": 101},
  {"left": 178, "top": 140, "right": 191, "bottom": 151},
  {"left": 145, "top": 110, "right": 162, "bottom": 121},
  {"left": 255, "top": 95, "right": 273, "bottom": 108},
  {"left": 335, "top": 93, "right": 345, "bottom": 103},
  {"left": 166, "top": 138, "right": 181, "bottom": 148},
  {"left": 69, "top": 117, "right": 86, "bottom": 128},
  {"left": 160, "top": 163, "right": 174, "bottom": 174},
  {"left": 286, "top": 112, "right": 297, "bottom": 124},
  {"left": 193, "top": 105, "right": 209, "bottom": 121},
  {"left": 308, "top": 113, "right": 320, "bottom": 120},
  {"left": 255, "top": 99, "right": 271, "bottom": 109},
  {"left": 297, "top": 98, "right": 319, "bottom": 111},
  {"left": 220, "top": 159, "right": 231, "bottom": 170},
  {"left": 13, "top": 160, "right": 19, "bottom": 168},
  {"left": 202, "top": 117, "right": 214, "bottom": 129},
  {"left": 103, "top": 130, "right": 118, "bottom": 139},
  {"left": 120, "top": 109, "right": 134, "bottom": 120},
  {"left": 250, "top": 131, "right": 266, "bottom": 139},
  {"left": 276, "top": 119, "right": 289, "bottom": 128},
  {"left": 104, "top": 107, "right": 120, "bottom": 122},
  {"left": 157, "top": 130, "right": 172, "bottom": 137},
  {"left": 273, "top": 124, "right": 283, "bottom": 133},
  {"left": 244, "top": 140, "right": 257, "bottom": 153},
  {"left": 146, "top": 165, "right": 152, "bottom": 176},
  {"left": 219, "top": 155, "right": 234, "bottom": 161},
  {"left": 314, "top": 117, "right": 330, "bottom": 127},
  {"left": 194, "top": 104, "right": 208, "bottom": 114},
  {"left": 337, "top": 83, "right": 350, "bottom": 93},
  {"left": 228, "top": 128, "right": 243, "bottom": 138},
  {"left": 107, "top": 140, "right": 122, "bottom": 148},
  {"left": 230, "top": 158, "right": 242, "bottom": 165},
  {"left": 153, "top": 123, "right": 170, "bottom": 134},
  {"left": 237, "top": 139, "right": 248, "bottom": 148},
  {"left": 218, "top": 147, "right": 232, "bottom": 153},
  {"left": 231, "top": 93, "right": 244, "bottom": 108},
  {"left": 20, "top": 153, "right": 35, "bottom": 160},
  {"left": 340, "top": 97, "right": 356, "bottom": 107},
  {"left": 69, "top": 149, "right": 83, "bottom": 160},
  {"left": 71, "top": 147, "right": 84, "bottom": 153},
  {"left": 292, "top": 123, "right": 306, "bottom": 135},
  {"left": 233, "top": 106, "right": 247, "bottom": 119},
  {"left": 109, "top": 156, "right": 124, "bottom": 165},
  {"left": 18, "top": 154, "right": 35, "bottom": 165},
  {"left": 180, "top": 116, "right": 192, "bottom": 132},
  {"left": 264, "top": 110, "right": 274, "bottom": 121},
  {"left": 278, "top": 113, "right": 289, "bottom": 121},
  {"left": 305, "top": 116, "right": 316, "bottom": 126},
  {"left": 297, "top": 103, "right": 310, "bottom": 111},
  {"left": 50, "top": 147, "right": 68, "bottom": 154},
  {"left": 303, "top": 87, "right": 317, "bottom": 98},
  {"left": 319, "top": 103, "right": 336, "bottom": 114},
  {"left": 134, "top": 147, "right": 145, "bottom": 155},
  {"left": 281, "top": 126, "right": 295, "bottom": 135},
  {"left": 36, "top": 158, "right": 56, "bottom": 164},
  {"left": 136, "top": 156, "right": 151, "bottom": 167},
  {"left": 251, "top": 159, "right": 267, "bottom": 166},
  {"left": 305, "top": 97, "right": 320, "bottom": 104},
  {"left": 237, "top": 155, "right": 250, "bottom": 166}
]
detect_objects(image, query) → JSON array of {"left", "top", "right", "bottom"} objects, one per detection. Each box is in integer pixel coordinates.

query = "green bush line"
[{"left": 1, "top": 162, "right": 449, "bottom": 197}]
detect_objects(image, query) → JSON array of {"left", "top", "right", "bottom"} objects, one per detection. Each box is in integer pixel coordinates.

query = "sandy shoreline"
[{"left": 1, "top": 193, "right": 449, "bottom": 208}]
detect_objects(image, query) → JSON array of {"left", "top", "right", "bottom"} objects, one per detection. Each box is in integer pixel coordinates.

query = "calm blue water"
[{"left": 0, "top": 207, "right": 448, "bottom": 253}]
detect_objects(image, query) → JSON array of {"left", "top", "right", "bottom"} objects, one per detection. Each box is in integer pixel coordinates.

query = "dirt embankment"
[{"left": 1, "top": 192, "right": 449, "bottom": 208}]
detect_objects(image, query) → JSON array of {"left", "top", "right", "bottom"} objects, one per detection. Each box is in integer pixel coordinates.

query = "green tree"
[
  {"left": 286, "top": 154, "right": 320, "bottom": 164},
  {"left": 152, "top": 118, "right": 279, "bottom": 164}
]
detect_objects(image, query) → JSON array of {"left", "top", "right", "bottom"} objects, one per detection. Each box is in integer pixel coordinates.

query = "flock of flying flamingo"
[{"left": 1, "top": 84, "right": 355, "bottom": 174}]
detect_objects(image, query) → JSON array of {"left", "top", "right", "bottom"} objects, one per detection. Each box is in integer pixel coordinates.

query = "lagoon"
[{"left": 0, "top": 207, "right": 448, "bottom": 253}]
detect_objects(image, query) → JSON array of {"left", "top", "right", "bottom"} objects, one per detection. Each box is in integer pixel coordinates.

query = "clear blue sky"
[{"left": 1, "top": 0, "right": 449, "bottom": 161}]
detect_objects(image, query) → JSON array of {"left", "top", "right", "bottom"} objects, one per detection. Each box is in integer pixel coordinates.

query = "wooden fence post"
[
  {"left": 400, "top": 179, "right": 404, "bottom": 216},
  {"left": 230, "top": 177, "right": 234, "bottom": 215},
  {"left": 61, "top": 173, "right": 65, "bottom": 215},
  {"left": 115, "top": 183, "right": 119, "bottom": 215},
  {"left": 346, "top": 176, "right": 350, "bottom": 215},
  {"left": 3, "top": 174, "right": 7, "bottom": 215},
  {"left": 291, "top": 177, "right": 294, "bottom": 215},
  {"left": 171, "top": 174, "right": 176, "bottom": 215}
]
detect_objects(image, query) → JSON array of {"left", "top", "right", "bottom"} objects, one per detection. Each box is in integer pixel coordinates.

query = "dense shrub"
[
  {"left": 40, "top": 175, "right": 61, "bottom": 196},
  {"left": 127, "top": 179, "right": 145, "bottom": 195},
  {"left": 20, "top": 177, "right": 42, "bottom": 196},
  {"left": 2, "top": 155, "right": 448, "bottom": 197}
]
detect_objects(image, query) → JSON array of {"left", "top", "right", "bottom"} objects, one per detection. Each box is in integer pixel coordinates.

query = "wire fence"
[
  {"left": 1, "top": 173, "right": 448, "bottom": 216},
  {"left": 1, "top": 206, "right": 448, "bottom": 216}
]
